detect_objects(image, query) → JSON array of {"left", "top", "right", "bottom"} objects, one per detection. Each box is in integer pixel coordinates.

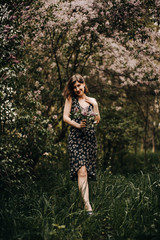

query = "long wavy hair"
[{"left": 63, "top": 74, "right": 88, "bottom": 99}]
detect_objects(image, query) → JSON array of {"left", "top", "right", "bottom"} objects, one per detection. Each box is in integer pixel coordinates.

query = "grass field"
[{"left": 1, "top": 168, "right": 160, "bottom": 240}]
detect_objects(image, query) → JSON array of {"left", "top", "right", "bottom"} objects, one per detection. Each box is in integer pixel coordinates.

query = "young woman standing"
[{"left": 63, "top": 74, "right": 100, "bottom": 215}]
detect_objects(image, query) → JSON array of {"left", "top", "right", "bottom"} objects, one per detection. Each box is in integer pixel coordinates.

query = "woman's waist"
[{"left": 70, "top": 126, "right": 95, "bottom": 134}]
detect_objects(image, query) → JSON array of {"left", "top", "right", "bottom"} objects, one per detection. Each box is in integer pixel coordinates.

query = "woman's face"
[{"left": 73, "top": 81, "right": 85, "bottom": 96}]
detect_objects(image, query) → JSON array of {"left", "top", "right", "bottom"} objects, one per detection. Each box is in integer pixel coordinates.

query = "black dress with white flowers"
[{"left": 68, "top": 97, "right": 97, "bottom": 181}]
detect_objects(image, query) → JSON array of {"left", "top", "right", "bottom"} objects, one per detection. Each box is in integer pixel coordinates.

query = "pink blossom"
[
  {"left": 40, "top": 86, "right": 44, "bottom": 90},
  {"left": 37, "top": 67, "right": 43, "bottom": 72},
  {"left": 10, "top": 54, "right": 16, "bottom": 59},
  {"left": 47, "top": 124, "right": 53, "bottom": 131},
  {"left": 74, "top": 107, "right": 79, "bottom": 113},
  {"left": 33, "top": 116, "right": 37, "bottom": 121},
  {"left": 10, "top": 34, "right": 18, "bottom": 40},
  {"left": 36, "top": 110, "right": 41, "bottom": 115},
  {"left": 50, "top": 62, "right": 56, "bottom": 69},
  {"left": 81, "top": 109, "right": 88, "bottom": 116},
  {"left": 44, "top": 57, "right": 49, "bottom": 61},
  {"left": 9, "top": 15, "right": 17, "bottom": 20},
  {"left": 115, "top": 106, "right": 122, "bottom": 111},
  {"left": 3, "top": 75, "right": 10, "bottom": 80},
  {"left": 34, "top": 90, "right": 41, "bottom": 99},
  {"left": 3, "top": 29, "right": 9, "bottom": 33},
  {"left": 21, "top": 40, "right": 24, "bottom": 46},
  {"left": 4, "top": 25, "right": 11, "bottom": 29},
  {"left": 27, "top": 92, "right": 32, "bottom": 98},
  {"left": 24, "top": 15, "right": 31, "bottom": 20},
  {"left": 12, "top": 59, "right": 19, "bottom": 64},
  {"left": 52, "top": 115, "right": 58, "bottom": 120},
  {"left": 35, "top": 81, "right": 40, "bottom": 88},
  {"left": 22, "top": 0, "right": 160, "bottom": 92},
  {"left": 154, "top": 90, "right": 160, "bottom": 95}
]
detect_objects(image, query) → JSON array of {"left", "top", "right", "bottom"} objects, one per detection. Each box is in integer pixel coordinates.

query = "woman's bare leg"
[{"left": 77, "top": 166, "right": 92, "bottom": 212}]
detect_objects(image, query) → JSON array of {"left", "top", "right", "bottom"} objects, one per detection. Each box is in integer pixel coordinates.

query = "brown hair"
[{"left": 63, "top": 74, "right": 88, "bottom": 99}]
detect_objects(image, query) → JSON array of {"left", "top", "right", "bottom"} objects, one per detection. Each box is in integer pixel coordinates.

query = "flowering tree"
[
  {"left": 20, "top": 0, "right": 160, "bottom": 167},
  {"left": 22, "top": 1, "right": 159, "bottom": 107},
  {"left": 0, "top": 1, "right": 60, "bottom": 187}
]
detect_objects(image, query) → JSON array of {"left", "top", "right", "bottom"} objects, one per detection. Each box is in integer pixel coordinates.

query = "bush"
[{"left": 112, "top": 152, "right": 160, "bottom": 174}]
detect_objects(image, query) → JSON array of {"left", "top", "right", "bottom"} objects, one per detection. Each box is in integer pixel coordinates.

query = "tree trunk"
[{"left": 152, "top": 126, "right": 155, "bottom": 153}]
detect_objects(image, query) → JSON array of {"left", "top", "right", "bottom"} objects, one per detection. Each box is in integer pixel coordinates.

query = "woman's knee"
[{"left": 78, "top": 166, "right": 87, "bottom": 178}]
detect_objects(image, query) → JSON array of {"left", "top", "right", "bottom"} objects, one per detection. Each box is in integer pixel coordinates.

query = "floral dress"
[{"left": 68, "top": 97, "right": 97, "bottom": 181}]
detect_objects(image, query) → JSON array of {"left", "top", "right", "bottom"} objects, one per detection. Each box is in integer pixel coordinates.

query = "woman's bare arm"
[
  {"left": 63, "top": 97, "right": 86, "bottom": 129},
  {"left": 85, "top": 96, "right": 100, "bottom": 124},
  {"left": 93, "top": 102, "right": 100, "bottom": 124}
]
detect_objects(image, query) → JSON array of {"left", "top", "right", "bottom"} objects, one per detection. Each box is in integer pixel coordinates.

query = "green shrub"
[{"left": 114, "top": 152, "right": 160, "bottom": 174}]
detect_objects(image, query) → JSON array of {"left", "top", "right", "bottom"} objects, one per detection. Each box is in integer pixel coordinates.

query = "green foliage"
[
  {"left": 0, "top": 1, "right": 64, "bottom": 188},
  {"left": 97, "top": 101, "right": 144, "bottom": 170},
  {"left": 117, "top": 151, "right": 160, "bottom": 174},
  {"left": 0, "top": 98, "right": 63, "bottom": 190},
  {"left": 0, "top": 134, "right": 33, "bottom": 187},
  {"left": 1, "top": 170, "right": 160, "bottom": 240}
]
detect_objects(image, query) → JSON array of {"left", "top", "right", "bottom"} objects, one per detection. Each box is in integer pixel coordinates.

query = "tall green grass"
[{"left": 1, "top": 169, "right": 160, "bottom": 240}]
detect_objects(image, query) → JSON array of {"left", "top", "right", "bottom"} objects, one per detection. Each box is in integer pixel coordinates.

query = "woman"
[{"left": 63, "top": 74, "right": 100, "bottom": 215}]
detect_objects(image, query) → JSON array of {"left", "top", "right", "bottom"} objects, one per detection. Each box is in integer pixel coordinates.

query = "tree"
[{"left": 1, "top": 0, "right": 160, "bottom": 180}]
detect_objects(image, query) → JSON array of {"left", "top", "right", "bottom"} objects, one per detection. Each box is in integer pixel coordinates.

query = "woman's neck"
[{"left": 78, "top": 94, "right": 86, "bottom": 99}]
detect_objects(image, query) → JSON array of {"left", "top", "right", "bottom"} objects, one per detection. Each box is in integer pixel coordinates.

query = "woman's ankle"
[{"left": 84, "top": 201, "right": 92, "bottom": 211}]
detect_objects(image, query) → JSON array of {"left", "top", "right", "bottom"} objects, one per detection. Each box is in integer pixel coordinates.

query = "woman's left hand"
[
  {"left": 85, "top": 96, "right": 97, "bottom": 106},
  {"left": 85, "top": 96, "right": 100, "bottom": 124}
]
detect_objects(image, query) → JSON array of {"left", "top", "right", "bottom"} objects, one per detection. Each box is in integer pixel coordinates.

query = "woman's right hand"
[{"left": 79, "top": 119, "right": 86, "bottom": 128}]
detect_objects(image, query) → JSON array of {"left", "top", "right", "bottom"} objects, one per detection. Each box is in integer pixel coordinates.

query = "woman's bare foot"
[{"left": 85, "top": 201, "right": 93, "bottom": 212}]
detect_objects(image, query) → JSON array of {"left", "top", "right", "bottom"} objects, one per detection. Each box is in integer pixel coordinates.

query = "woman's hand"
[
  {"left": 85, "top": 96, "right": 97, "bottom": 106},
  {"left": 79, "top": 119, "right": 86, "bottom": 128},
  {"left": 85, "top": 96, "right": 100, "bottom": 124}
]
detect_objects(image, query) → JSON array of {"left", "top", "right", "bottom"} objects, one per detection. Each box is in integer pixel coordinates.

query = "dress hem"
[{"left": 70, "top": 164, "right": 96, "bottom": 181}]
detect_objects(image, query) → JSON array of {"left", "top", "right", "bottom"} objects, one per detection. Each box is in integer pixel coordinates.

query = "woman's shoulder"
[
  {"left": 67, "top": 96, "right": 72, "bottom": 101},
  {"left": 65, "top": 96, "right": 72, "bottom": 106},
  {"left": 86, "top": 95, "right": 96, "bottom": 100},
  {"left": 89, "top": 96, "right": 96, "bottom": 101},
  {"left": 86, "top": 96, "right": 97, "bottom": 104},
  {"left": 65, "top": 96, "right": 77, "bottom": 105}
]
